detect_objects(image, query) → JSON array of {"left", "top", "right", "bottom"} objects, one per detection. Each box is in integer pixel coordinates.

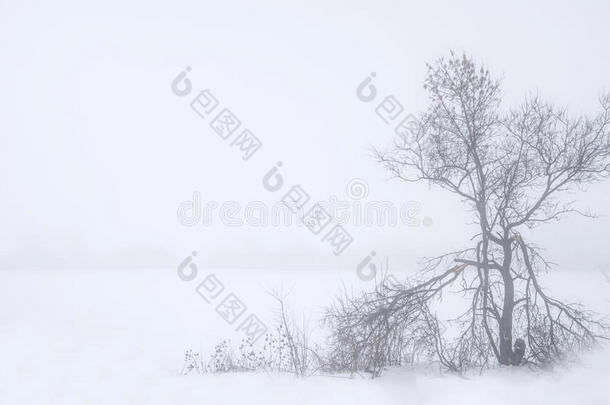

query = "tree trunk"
[{"left": 499, "top": 268, "right": 514, "bottom": 365}]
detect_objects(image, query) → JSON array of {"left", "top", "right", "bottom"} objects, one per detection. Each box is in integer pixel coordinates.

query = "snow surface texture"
[{"left": 1, "top": 268, "right": 609, "bottom": 405}]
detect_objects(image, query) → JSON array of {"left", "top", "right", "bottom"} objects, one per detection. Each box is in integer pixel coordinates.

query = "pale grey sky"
[{"left": 1, "top": 0, "right": 609, "bottom": 271}]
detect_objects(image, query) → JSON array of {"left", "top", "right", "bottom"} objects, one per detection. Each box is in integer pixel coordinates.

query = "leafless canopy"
[{"left": 326, "top": 52, "right": 610, "bottom": 373}]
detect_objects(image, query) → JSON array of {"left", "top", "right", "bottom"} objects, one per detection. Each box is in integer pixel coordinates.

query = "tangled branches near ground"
[
  {"left": 323, "top": 264, "right": 500, "bottom": 375},
  {"left": 512, "top": 236, "right": 608, "bottom": 365},
  {"left": 327, "top": 51, "right": 610, "bottom": 375},
  {"left": 330, "top": 227, "right": 610, "bottom": 377},
  {"left": 323, "top": 271, "right": 451, "bottom": 375},
  {"left": 325, "top": 244, "right": 608, "bottom": 375}
]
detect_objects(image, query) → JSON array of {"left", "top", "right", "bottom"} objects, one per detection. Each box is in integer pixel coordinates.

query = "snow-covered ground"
[{"left": 1, "top": 267, "right": 609, "bottom": 405}]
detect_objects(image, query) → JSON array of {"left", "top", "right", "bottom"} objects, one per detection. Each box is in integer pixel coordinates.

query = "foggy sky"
[{"left": 1, "top": 0, "right": 609, "bottom": 271}]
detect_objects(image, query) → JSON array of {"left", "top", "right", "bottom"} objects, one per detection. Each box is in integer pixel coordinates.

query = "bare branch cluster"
[{"left": 329, "top": 51, "right": 610, "bottom": 373}]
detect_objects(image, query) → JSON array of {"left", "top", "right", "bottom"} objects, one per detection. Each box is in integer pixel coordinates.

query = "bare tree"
[{"left": 327, "top": 52, "right": 610, "bottom": 372}]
